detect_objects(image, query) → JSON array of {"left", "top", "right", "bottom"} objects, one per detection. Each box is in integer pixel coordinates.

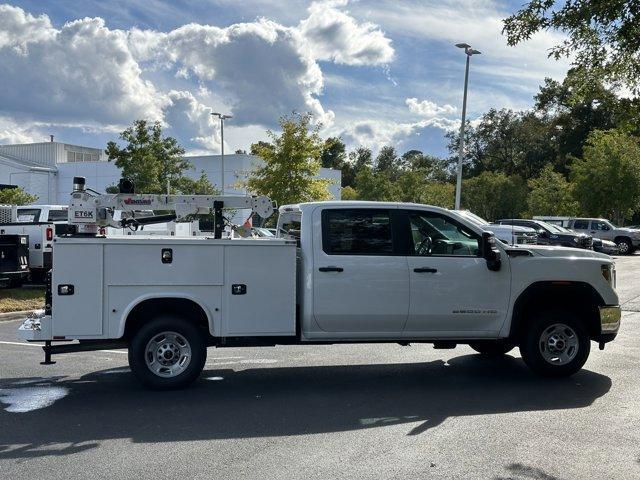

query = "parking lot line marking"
[{"left": 0, "top": 341, "right": 127, "bottom": 354}]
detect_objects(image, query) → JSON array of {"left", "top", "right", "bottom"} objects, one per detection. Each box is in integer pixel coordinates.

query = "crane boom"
[{"left": 67, "top": 176, "right": 274, "bottom": 238}]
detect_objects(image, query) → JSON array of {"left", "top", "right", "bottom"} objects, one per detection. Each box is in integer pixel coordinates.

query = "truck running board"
[{"left": 40, "top": 340, "right": 127, "bottom": 364}]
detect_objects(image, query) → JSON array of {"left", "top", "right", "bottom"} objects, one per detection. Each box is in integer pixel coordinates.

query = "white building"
[{"left": 0, "top": 141, "right": 341, "bottom": 205}]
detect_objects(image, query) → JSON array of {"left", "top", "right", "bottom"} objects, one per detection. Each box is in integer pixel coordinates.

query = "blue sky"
[{"left": 0, "top": 1, "right": 568, "bottom": 158}]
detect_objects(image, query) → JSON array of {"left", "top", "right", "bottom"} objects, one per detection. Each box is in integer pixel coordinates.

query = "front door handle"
[
  {"left": 319, "top": 266, "right": 344, "bottom": 272},
  {"left": 414, "top": 267, "right": 437, "bottom": 273}
]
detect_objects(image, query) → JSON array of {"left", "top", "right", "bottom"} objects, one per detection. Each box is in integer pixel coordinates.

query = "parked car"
[
  {"left": 455, "top": 210, "right": 538, "bottom": 245},
  {"left": 495, "top": 219, "right": 592, "bottom": 249},
  {"left": 535, "top": 217, "right": 640, "bottom": 255},
  {"left": 592, "top": 238, "right": 620, "bottom": 256},
  {"left": 564, "top": 218, "right": 640, "bottom": 255}
]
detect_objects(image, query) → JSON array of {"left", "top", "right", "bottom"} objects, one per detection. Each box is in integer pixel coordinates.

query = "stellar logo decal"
[
  {"left": 123, "top": 198, "right": 152, "bottom": 205},
  {"left": 452, "top": 309, "right": 498, "bottom": 315}
]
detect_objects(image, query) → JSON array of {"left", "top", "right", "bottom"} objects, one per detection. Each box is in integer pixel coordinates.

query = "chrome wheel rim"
[
  {"left": 145, "top": 331, "right": 192, "bottom": 377},
  {"left": 539, "top": 323, "right": 579, "bottom": 365},
  {"left": 617, "top": 241, "right": 629, "bottom": 254}
]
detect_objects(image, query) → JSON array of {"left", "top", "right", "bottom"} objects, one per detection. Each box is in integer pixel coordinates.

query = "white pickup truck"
[
  {"left": 19, "top": 186, "right": 621, "bottom": 389},
  {"left": 0, "top": 204, "right": 69, "bottom": 279}
]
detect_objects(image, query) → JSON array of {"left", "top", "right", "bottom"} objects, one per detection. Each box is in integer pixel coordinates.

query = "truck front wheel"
[
  {"left": 128, "top": 316, "right": 207, "bottom": 389},
  {"left": 519, "top": 311, "right": 590, "bottom": 377}
]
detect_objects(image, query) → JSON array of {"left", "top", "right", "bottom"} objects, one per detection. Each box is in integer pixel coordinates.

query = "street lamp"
[
  {"left": 454, "top": 43, "right": 481, "bottom": 210},
  {"left": 211, "top": 112, "right": 233, "bottom": 194}
]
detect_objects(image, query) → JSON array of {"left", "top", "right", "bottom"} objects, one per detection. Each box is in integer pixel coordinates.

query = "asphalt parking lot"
[{"left": 1, "top": 254, "right": 639, "bottom": 480}]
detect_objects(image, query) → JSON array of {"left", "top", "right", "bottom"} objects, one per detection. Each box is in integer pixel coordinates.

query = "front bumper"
[
  {"left": 598, "top": 306, "right": 621, "bottom": 340},
  {"left": 18, "top": 310, "right": 52, "bottom": 341}
]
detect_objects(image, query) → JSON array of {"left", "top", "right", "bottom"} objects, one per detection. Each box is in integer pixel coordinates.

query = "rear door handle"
[
  {"left": 319, "top": 266, "right": 343, "bottom": 272},
  {"left": 414, "top": 267, "right": 437, "bottom": 273}
]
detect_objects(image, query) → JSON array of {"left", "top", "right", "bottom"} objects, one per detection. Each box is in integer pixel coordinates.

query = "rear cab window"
[
  {"left": 47, "top": 209, "right": 68, "bottom": 222},
  {"left": 16, "top": 208, "right": 41, "bottom": 223}
]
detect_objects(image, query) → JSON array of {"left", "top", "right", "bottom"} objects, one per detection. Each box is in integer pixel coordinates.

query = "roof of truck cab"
[{"left": 292, "top": 201, "right": 452, "bottom": 213}]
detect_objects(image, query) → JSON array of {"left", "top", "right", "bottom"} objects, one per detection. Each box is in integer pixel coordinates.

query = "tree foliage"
[
  {"left": 462, "top": 172, "right": 527, "bottom": 221},
  {"left": 105, "top": 120, "right": 214, "bottom": 195},
  {"left": 571, "top": 129, "right": 640, "bottom": 225},
  {"left": 0, "top": 187, "right": 37, "bottom": 205},
  {"left": 503, "top": 1, "right": 640, "bottom": 93},
  {"left": 526, "top": 164, "right": 579, "bottom": 216},
  {"left": 247, "top": 113, "right": 333, "bottom": 207}
]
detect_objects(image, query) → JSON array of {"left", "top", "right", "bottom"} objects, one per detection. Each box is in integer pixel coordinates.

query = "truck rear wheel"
[
  {"left": 128, "top": 316, "right": 207, "bottom": 389},
  {"left": 469, "top": 340, "right": 514, "bottom": 356},
  {"left": 519, "top": 310, "right": 590, "bottom": 377}
]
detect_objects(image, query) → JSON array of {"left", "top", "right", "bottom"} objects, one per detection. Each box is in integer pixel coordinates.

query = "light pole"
[
  {"left": 454, "top": 43, "right": 481, "bottom": 210},
  {"left": 212, "top": 112, "right": 232, "bottom": 194}
]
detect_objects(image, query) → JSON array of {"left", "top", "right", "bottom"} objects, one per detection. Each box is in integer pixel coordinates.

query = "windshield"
[
  {"left": 458, "top": 211, "right": 489, "bottom": 226},
  {"left": 536, "top": 221, "right": 564, "bottom": 234}
]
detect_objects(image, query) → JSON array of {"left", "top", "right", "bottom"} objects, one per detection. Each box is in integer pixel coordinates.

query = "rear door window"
[
  {"left": 572, "top": 219, "right": 589, "bottom": 229},
  {"left": 322, "top": 209, "right": 393, "bottom": 255}
]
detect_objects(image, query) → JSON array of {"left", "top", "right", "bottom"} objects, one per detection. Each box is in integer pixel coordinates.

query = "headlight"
[{"left": 601, "top": 264, "right": 615, "bottom": 286}]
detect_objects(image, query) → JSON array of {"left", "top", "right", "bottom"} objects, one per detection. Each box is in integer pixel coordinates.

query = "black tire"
[
  {"left": 615, "top": 238, "right": 633, "bottom": 255},
  {"left": 519, "top": 310, "right": 590, "bottom": 377},
  {"left": 128, "top": 316, "right": 207, "bottom": 389},
  {"left": 469, "top": 340, "right": 514, "bottom": 356}
]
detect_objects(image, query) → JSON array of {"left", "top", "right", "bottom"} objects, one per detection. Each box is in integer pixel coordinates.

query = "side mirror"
[
  {"left": 537, "top": 229, "right": 548, "bottom": 238},
  {"left": 482, "top": 232, "right": 502, "bottom": 272}
]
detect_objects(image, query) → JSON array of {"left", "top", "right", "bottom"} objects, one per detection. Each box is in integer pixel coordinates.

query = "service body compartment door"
[
  {"left": 312, "top": 208, "right": 409, "bottom": 335},
  {"left": 52, "top": 243, "right": 104, "bottom": 336},
  {"left": 224, "top": 243, "right": 296, "bottom": 336}
]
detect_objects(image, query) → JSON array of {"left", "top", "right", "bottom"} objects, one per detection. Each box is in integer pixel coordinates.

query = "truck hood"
[
  {"left": 514, "top": 244, "right": 612, "bottom": 260},
  {"left": 486, "top": 224, "right": 536, "bottom": 234}
]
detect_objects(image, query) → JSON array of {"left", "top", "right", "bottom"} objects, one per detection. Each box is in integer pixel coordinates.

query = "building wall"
[{"left": 0, "top": 154, "right": 57, "bottom": 203}]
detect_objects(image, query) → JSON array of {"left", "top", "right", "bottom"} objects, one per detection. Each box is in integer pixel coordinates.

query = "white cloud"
[
  {"left": 406, "top": 98, "right": 456, "bottom": 117},
  {"left": 359, "top": 0, "right": 569, "bottom": 83},
  {"left": 163, "top": 90, "right": 220, "bottom": 152},
  {"left": 299, "top": 0, "right": 394, "bottom": 65},
  {"left": 152, "top": 20, "right": 335, "bottom": 128},
  {"left": 0, "top": 5, "right": 164, "bottom": 126},
  {"left": 0, "top": 116, "right": 44, "bottom": 144},
  {"left": 338, "top": 116, "right": 458, "bottom": 152}
]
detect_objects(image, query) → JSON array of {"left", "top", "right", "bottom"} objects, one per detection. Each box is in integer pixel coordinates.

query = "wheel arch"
[
  {"left": 509, "top": 281, "right": 605, "bottom": 342},
  {"left": 120, "top": 294, "right": 213, "bottom": 340}
]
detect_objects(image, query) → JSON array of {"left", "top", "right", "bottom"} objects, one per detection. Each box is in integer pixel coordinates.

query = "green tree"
[
  {"left": 447, "top": 109, "right": 554, "bottom": 180},
  {"left": 247, "top": 113, "right": 333, "bottom": 206},
  {"left": 105, "top": 120, "right": 213, "bottom": 194},
  {"left": 503, "top": 1, "right": 640, "bottom": 93},
  {"left": 341, "top": 186, "right": 358, "bottom": 200},
  {"left": 0, "top": 187, "right": 37, "bottom": 205},
  {"left": 571, "top": 129, "right": 640, "bottom": 224},
  {"left": 375, "top": 146, "right": 400, "bottom": 179},
  {"left": 353, "top": 167, "right": 397, "bottom": 201},
  {"left": 526, "top": 164, "right": 579, "bottom": 216},
  {"left": 462, "top": 172, "right": 527, "bottom": 221}
]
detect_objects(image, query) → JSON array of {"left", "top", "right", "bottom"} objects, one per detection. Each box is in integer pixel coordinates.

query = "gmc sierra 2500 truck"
[{"left": 19, "top": 179, "right": 621, "bottom": 389}]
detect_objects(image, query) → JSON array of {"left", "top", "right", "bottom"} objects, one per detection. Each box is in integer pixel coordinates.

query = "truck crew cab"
[{"left": 19, "top": 180, "right": 621, "bottom": 389}]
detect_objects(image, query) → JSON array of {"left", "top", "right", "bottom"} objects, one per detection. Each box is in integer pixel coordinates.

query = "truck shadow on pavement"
[{"left": 0, "top": 354, "right": 611, "bottom": 459}]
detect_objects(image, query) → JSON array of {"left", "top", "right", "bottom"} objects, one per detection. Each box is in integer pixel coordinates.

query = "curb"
[{"left": 0, "top": 310, "right": 34, "bottom": 322}]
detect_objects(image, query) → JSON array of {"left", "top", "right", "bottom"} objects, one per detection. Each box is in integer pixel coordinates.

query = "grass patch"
[{"left": 0, "top": 288, "right": 45, "bottom": 313}]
